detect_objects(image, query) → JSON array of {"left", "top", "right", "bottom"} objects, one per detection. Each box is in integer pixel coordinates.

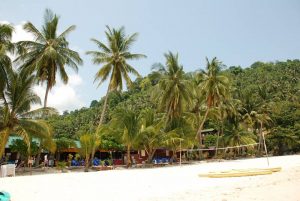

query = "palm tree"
[
  {"left": 110, "top": 108, "right": 140, "bottom": 167},
  {"left": 16, "top": 9, "right": 82, "bottom": 108},
  {"left": 137, "top": 108, "right": 165, "bottom": 163},
  {"left": 161, "top": 114, "right": 194, "bottom": 161},
  {"left": 196, "top": 57, "right": 230, "bottom": 153},
  {"left": 87, "top": 26, "right": 146, "bottom": 133},
  {"left": 0, "top": 69, "right": 56, "bottom": 157},
  {"left": 221, "top": 127, "right": 256, "bottom": 158},
  {"left": 214, "top": 98, "right": 240, "bottom": 156},
  {"left": 79, "top": 134, "right": 100, "bottom": 172},
  {"left": 0, "top": 23, "right": 14, "bottom": 100},
  {"left": 243, "top": 111, "right": 272, "bottom": 155},
  {"left": 152, "top": 52, "right": 192, "bottom": 126}
]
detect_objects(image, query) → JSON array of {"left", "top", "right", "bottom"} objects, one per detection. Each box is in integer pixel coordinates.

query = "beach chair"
[{"left": 0, "top": 164, "right": 15, "bottom": 177}]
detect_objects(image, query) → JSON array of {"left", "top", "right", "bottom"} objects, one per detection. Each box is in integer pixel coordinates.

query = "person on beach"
[
  {"left": 28, "top": 156, "right": 33, "bottom": 168},
  {"left": 44, "top": 155, "right": 48, "bottom": 167}
]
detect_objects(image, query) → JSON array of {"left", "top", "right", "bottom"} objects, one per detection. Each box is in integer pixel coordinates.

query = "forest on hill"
[{"left": 47, "top": 59, "right": 300, "bottom": 156}]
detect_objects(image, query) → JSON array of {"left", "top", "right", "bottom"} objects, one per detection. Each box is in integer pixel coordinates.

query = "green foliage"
[
  {"left": 43, "top": 57, "right": 300, "bottom": 157},
  {"left": 0, "top": 69, "right": 55, "bottom": 157},
  {"left": 9, "top": 139, "right": 39, "bottom": 159},
  {"left": 204, "top": 135, "right": 217, "bottom": 148},
  {"left": 152, "top": 52, "right": 192, "bottom": 124},
  {"left": 56, "top": 161, "right": 67, "bottom": 171},
  {"left": 55, "top": 137, "right": 76, "bottom": 152},
  {"left": 221, "top": 127, "right": 256, "bottom": 147},
  {"left": 267, "top": 127, "right": 299, "bottom": 155},
  {"left": 0, "top": 23, "right": 14, "bottom": 95},
  {"left": 100, "top": 135, "right": 124, "bottom": 150},
  {"left": 16, "top": 9, "right": 82, "bottom": 107},
  {"left": 79, "top": 134, "right": 100, "bottom": 171},
  {"left": 86, "top": 26, "right": 146, "bottom": 91},
  {"left": 79, "top": 134, "right": 100, "bottom": 158}
]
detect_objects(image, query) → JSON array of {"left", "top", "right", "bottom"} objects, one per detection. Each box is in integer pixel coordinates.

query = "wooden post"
[
  {"left": 179, "top": 140, "right": 182, "bottom": 167},
  {"left": 262, "top": 132, "right": 269, "bottom": 166}
]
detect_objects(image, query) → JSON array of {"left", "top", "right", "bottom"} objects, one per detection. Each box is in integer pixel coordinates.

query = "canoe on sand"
[{"left": 199, "top": 167, "right": 281, "bottom": 178}]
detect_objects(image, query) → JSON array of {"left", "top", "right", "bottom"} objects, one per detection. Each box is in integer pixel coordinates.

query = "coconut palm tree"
[
  {"left": 196, "top": 57, "right": 230, "bottom": 152},
  {"left": 16, "top": 9, "right": 82, "bottom": 108},
  {"left": 0, "top": 69, "right": 56, "bottom": 157},
  {"left": 221, "top": 127, "right": 256, "bottom": 158},
  {"left": 137, "top": 108, "right": 165, "bottom": 163},
  {"left": 152, "top": 52, "right": 192, "bottom": 126},
  {"left": 214, "top": 98, "right": 240, "bottom": 156},
  {"left": 110, "top": 108, "right": 140, "bottom": 167},
  {"left": 0, "top": 23, "right": 14, "bottom": 100},
  {"left": 243, "top": 111, "right": 272, "bottom": 155},
  {"left": 79, "top": 134, "right": 100, "bottom": 172},
  {"left": 86, "top": 26, "right": 146, "bottom": 132}
]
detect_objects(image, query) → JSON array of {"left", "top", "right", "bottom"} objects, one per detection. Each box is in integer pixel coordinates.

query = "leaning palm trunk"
[
  {"left": 147, "top": 149, "right": 156, "bottom": 164},
  {"left": 144, "top": 146, "right": 154, "bottom": 164},
  {"left": 90, "top": 88, "right": 110, "bottom": 165},
  {"left": 196, "top": 108, "right": 210, "bottom": 159},
  {"left": 98, "top": 88, "right": 110, "bottom": 130},
  {"left": 44, "top": 84, "right": 50, "bottom": 108}
]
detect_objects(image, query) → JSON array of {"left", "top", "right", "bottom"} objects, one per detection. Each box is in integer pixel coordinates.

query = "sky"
[{"left": 1, "top": 0, "right": 300, "bottom": 112}]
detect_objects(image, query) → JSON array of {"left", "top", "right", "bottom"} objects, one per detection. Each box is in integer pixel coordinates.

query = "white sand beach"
[{"left": 1, "top": 155, "right": 300, "bottom": 201}]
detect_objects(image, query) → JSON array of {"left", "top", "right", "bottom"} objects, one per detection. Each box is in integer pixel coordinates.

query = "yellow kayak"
[
  {"left": 233, "top": 167, "right": 282, "bottom": 172},
  {"left": 199, "top": 167, "right": 281, "bottom": 178}
]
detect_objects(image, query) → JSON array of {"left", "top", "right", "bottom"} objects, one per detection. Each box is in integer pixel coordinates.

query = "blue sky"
[{"left": 1, "top": 0, "right": 300, "bottom": 112}]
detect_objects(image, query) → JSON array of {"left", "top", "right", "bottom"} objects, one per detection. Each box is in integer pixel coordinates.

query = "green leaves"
[
  {"left": 16, "top": 9, "right": 82, "bottom": 107},
  {"left": 87, "top": 26, "right": 146, "bottom": 91},
  {"left": 152, "top": 52, "right": 192, "bottom": 124},
  {"left": 0, "top": 68, "right": 55, "bottom": 157}
]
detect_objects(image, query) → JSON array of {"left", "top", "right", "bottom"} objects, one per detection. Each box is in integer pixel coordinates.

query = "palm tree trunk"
[
  {"left": 215, "top": 130, "right": 220, "bottom": 158},
  {"left": 172, "top": 148, "right": 177, "bottom": 162},
  {"left": 258, "top": 122, "right": 263, "bottom": 156},
  {"left": 35, "top": 144, "right": 43, "bottom": 167},
  {"left": 0, "top": 129, "right": 10, "bottom": 158},
  {"left": 97, "top": 87, "right": 110, "bottom": 131},
  {"left": 84, "top": 155, "right": 89, "bottom": 172},
  {"left": 147, "top": 149, "right": 156, "bottom": 164},
  {"left": 127, "top": 145, "right": 131, "bottom": 167},
  {"left": 44, "top": 84, "right": 50, "bottom": 108},
  {"left": 56, "top": 151, "right": 60, "bottom": 162},
  {"left": 196, "top": 107, "right": 210, "bottom": 159},
  {"left": 90, "top": 87, "right": 110, "bottom": 166}
]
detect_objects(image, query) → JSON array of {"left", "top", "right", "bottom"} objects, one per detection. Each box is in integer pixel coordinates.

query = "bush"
[
  {"left": 57, "top": 161, "right": 67, "bottom": 171},
  {"left": 204, "top": 135, "right": 217, "bottom": 148}
]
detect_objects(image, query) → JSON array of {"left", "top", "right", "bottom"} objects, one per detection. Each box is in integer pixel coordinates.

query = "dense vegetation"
[
  {"left": 47, "top": 59, "right": 300, "bottom": 158},
  {"left": 1, "top": 9, "right": 299, "bottom": 168}
]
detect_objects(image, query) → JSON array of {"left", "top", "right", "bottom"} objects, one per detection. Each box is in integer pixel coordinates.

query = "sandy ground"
[{"left": 1, "top": 155, "right": 300, "bottom": 201}]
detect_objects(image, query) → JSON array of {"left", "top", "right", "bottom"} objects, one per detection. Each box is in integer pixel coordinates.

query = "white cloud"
[
  {"left": 33, "top": 74, "right": 85, "bottom": 113},
  {"left": 68, "top": 74, "right": 83, "bottom": 86},
  {"left": 12, "top": 22, "right": 34, "bottom": 42}
]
